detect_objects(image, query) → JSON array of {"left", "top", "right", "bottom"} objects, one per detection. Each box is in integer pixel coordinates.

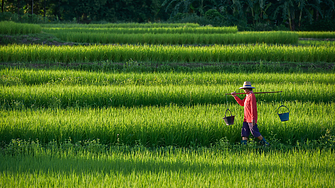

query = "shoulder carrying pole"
[{"left": 225, "top": 91, "right": 282, "bottom": 95}]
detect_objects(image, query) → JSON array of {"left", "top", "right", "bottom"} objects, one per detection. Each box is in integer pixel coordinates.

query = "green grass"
[
  {"left": 297, "top": 31, "right": 335, "bottom": 38},
  {"left": 0, "top": 33, "right": 63, "bottom": 45},
  {"left": 0, "top": 142, "right": 334, "bottom": 187},
  {"left": 43, "top": 26, "right": 238, "bottom": 34},
  {"left": 44, "top": 31, "right": 297, "bottom": 45},
  {"left": 40, "top": 23, "right": 201, "bottom": 28},
  {"left": 2, "top": 43, "right": 334, "bottom": 63},
  {"left": 1, "top": 82, "right": 333, "bottom": 108},
  {"left": 0, "top": 21, "right": 42, "bottom": 35},
  {"left": 299, "top": 40, "right": 335, "bottom": 47},
  {"left": 1, "top": 23, "right": 334, "bottom": 187},
  {"left": 2, "top": 69, "right": 334, "bottom": 86},
  {"left": 1, "top": 101, "right": 334, "bottom": 146},
  {"left": 1, "top": 70, "right": 334, "bottom": 146}
]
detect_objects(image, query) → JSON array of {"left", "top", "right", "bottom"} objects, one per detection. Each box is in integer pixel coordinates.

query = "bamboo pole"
[{"left": 225, "top": 91, "right": 282, "bottom": 95}]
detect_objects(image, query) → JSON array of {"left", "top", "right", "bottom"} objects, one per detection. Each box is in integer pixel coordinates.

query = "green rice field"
[
  {"left": 45, "top": 32, "right": 297, "bottom": 45},
  {"left": 0, "top": 21, "right": 42, "bottom": 35},
  {"left": 42, "top": 26, "right": 238, "bottom": 34},
  {"left": 40, "top": 23, "right": 201, "bottom": 28},
  {"left": 2, "top": 43, "right": 334, "bottom": 63},
  {"left": 0, "top": 22, "right": 334, "bottom": 187},
  {"left": 1, "top": 144, "right": 334, "bottom": 187}
]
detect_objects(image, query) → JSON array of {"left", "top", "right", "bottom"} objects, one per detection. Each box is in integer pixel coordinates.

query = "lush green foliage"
[
  {"left": 1, "top": 70, "right": 334, "bottom": 146},
  {"left": 299, "top": 40, "right": 335, "bottom": 47},
  {"left": 40, "top": 23, "right": 201, "bottom": 28},
  {"left": 0, "top": 21, "right": 42, "bottom": 35},
  {"left": 1, "top": 82, "right": 333, "bottom": 108},
  {"left": 1, "top": 143, "right": 334, "bottom": 187},
  {"left": 43, "top": 26, "right": 238, "bottom": 34},
  {"left": 2, "top": 0, "right": 335, "bottom": 31},
  {"left": 297, "top": 31, "right": 335, "bottom": 38},
  {"left": 1, "top": 17, "right": 334, "bottom": 188},
  {"left": 45, "top": 31, "right": 297, "bottom": 45},
  {"left": 2, "top": 69, "right": 334, "bottom": 86},
  {"left": 4, "top": 42, "right": 334, "bottom": 64},
  {"left": 1, "top": 102, "right": 334, "bottom": 147}
]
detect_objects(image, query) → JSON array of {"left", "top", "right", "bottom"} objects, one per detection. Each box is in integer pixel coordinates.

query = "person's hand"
[
  {"left": 231, "top": 91, "right": 236, "bottom": 96},
  {"left": 252, "top": 120, "right": 256, "bottom": 126}
]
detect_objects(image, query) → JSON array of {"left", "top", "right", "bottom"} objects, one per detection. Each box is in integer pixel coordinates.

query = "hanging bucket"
[
  {"left": 223, "top": 109, "right": 235, "bottom": 125},
  {"left": 277, "top": 105, "right": 290, "bottom": 122}
]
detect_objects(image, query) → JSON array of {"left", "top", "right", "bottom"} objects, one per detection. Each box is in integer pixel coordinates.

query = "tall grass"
[
  {"left": 40, "top": 23, "right": 201, "bottom": 28},
  {"left": 43, "top": 26, "right": 238, "bottom": 34},
  {"left": 0, "top": 102, "right": 334, "bottom": 146},
  {"left": 0, "top": 21, "right": 42, "bottom": 35},
  {"left": 2, "top": 69, "right": 334, "bottom": 86},
  {"left": 1, "top": 22, "right": 334, "bottom": 187},
  {"left": 1, "top": 70, "right": 334, "bottom": 146},
  {"left": 46, "top": 31, "right": 297, "bottom": 45},
  {"left": 297, "top": 31, "right": 335, "bottom": 38},
  {"left": 1, "top": 145, "right": 334, "bottom": 187},
  {"left": 2, "top": 43, "right": 333, "bottom": 63},
  {"left": 1, "top": 82, "right": 333, "bottom": 109},
  {"left": 299, "top": 40, "right": 335, "bottom": 47}
]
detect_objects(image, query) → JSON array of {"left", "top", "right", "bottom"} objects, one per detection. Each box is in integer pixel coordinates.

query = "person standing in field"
[{"left": 231, "top": 81, "right": 270, "bottom": 146}]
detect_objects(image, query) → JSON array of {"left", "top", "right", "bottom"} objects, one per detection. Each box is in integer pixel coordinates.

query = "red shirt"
[{"left": 233, "top": 91, "right": 258, "bottom": 123}]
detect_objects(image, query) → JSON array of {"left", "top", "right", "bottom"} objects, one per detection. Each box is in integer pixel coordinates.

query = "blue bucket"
[{"left": 277, "top": 105, "right": 290, "bottom": 122}]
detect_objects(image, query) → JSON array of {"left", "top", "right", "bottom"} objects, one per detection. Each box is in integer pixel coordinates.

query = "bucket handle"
[
  {"left": 225, "top": 108, "right": 233, "bottom": 117},
  {"left": 277, "top": 105, "right": 290, "bottom": 114}
]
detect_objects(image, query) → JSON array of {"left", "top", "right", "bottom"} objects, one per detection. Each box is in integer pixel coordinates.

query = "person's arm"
[{"left": 231, "top": 91, "right": 245, "bottom": 106}]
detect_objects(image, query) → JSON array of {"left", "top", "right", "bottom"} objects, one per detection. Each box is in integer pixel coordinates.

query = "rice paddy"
[{"left": 0, "top": 22, "right": 334, "bottom": 187}]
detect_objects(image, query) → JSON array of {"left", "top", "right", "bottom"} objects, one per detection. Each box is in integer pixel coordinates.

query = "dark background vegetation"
[{"left": 0, "top": 0, "right": 334, "bottom": 31}]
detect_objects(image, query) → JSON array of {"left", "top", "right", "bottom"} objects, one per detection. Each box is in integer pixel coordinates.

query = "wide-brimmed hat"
[{"left": 239, "top": 81, "right": 255, "bottom": 89}]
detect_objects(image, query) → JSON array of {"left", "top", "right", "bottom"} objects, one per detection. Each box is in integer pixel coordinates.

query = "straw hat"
[{"left": 239, "top": 81, "right": 255, "bottom": 89}]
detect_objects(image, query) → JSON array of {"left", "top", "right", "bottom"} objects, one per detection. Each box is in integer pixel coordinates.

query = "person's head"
[{"left": 239, "top": 81, "right": 255, "bottom": 91}]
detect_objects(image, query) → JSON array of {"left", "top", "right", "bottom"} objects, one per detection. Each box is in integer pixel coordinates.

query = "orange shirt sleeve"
[{"left": 233, "top": 95, "right": 245, "bottom": 106}]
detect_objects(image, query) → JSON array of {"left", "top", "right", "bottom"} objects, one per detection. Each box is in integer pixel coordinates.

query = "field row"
[
  {"left": 2, "top": 69, "right": 334, "bottom": 86},
  {"left": 47, "top": 32, "right": 298, "bottom": 45},
  {"left": 41, "top": 24, "right": 335, "bottom": 39},
  {"left": 299, "top": 40, "right": 335, "bottom": 47},
  {"left": 1, "top": 102, "right": 334, "bottom": 146},
  {"left": 43, "top": 26, "right": 238, "bottom": 34},
  {"left": 296, "top": 31, "right": 335, "bottom": 38},
  {"left": 40, "top": 23, "right": 201, "bottom": 28},
  {"left": 1, "top": 145, "right": 333, "bottom": 187},
  {"left": 1, "top": 44, "right": 334, "bottom": 63},
  {"left": 1, "top": 83, "right": 333, "bottom": 110},
  {"left": 2, "top": 21, "right": 335, "bottom": 40},
  {"left": 0, "top": 21, "right": 42, "bottom": 35}
]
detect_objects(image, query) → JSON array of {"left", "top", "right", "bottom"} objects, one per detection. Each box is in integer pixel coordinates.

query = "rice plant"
[
  {"left": 0, "top": 101, "right": 334, "bottom": 146},
  {"left": 45, "top": 31, "right": 297, "bottom": 45},
  {"left": 296, "top": 31, "right": 335, "bottom": 38},
  {"left": 2, "top": 43, "right": 333, "bottom": 63},
  {"left": 299, "top": 40, "right": 335, "bottom": 47},
  {"left": 1, "top": 81, "right": 334, "bottom": 109},
  {"left": 1, "top": 22, "right": 334, "bottom": 188},
  {"left": 43, "top": 26, "right": 238, "bottom": 34},
  {"left": 1, "top": 69, "right": 334, "bottom": 86},
  {"left": 1, "top": 144, "right": 333, "bottom": 187},
  {"left": 40, "top": 23, "right": 201, "bottom": 28},
  {"left": 0, "top": 21, "right": 42, "bottom": 35}
]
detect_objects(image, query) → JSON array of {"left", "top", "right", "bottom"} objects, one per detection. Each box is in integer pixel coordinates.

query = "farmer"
[{"left": 231, "top": 81, "right": 269, "bottom": 146}]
